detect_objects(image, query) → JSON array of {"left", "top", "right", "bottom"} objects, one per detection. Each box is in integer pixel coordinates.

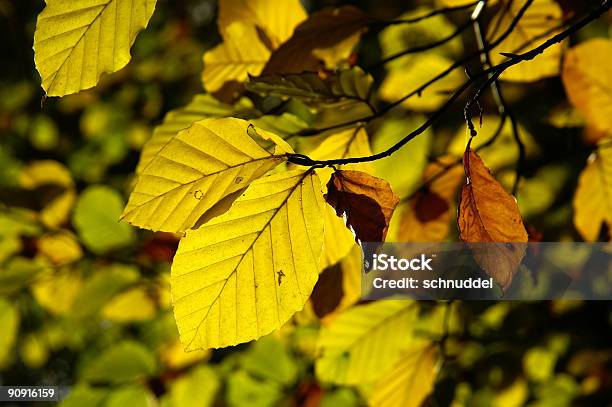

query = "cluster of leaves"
[{"left": 1, "top": 0, "right": 612, "bottom": 406}]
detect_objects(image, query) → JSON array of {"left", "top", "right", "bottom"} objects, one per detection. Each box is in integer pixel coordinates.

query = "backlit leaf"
[
  {"left": 325, "top": 170, "right": 400, "bottom": 245},
  {"left": 573, "top": 139, "right": 612, "bottom": 241},
  {"left": 202, "top": 22, "right": 271, "bottom": 94},
  {"left": 34, "top": 0, "right": 157, "bottom": 96},
  {"left": 0, "top": 299, "right": 19, "bottom": 368},
  {"left": 310, "top": 127, "right": 374, "bottom": 267},
  {"left": 458, "top": 148, "right": 528, "bottom": 290},
  {"left": 315, "top": 301, "right": 418, "bottom": 385},
  {"left": 218, "top": 0, "right": 307, "bottom": 49},
  {"left": 369, "top": 345, "right": 439, "bottom": 407},
  {"left": 379, "top": 53, "right": 465, "bottom": 112},
  {"left": 487, "top": 0, "right": 564, "bottom": 82},
  {"left": 562, "top": 39, "right": 612, "bottom": 135},
  {"left": 247, "top": 67, "right": 374, "bottom": 110},
  {"left": 73, "top": 185, "right": 135, "bottom": 254},
  {"left": 264, "top": 6, "right": 373, "bottom": 74},
  {"left": 171, "top": 170, "right": 325, "bottom": 349},
  {"left": 398, "top": 156, "right": 465, "bottom": 242},
  {"left": 122, "top": 118, "right": 293, "bottom": 233},
  {"left": 137, "top": 94, "right": 257, "bottom": 173},
  {"left": 82, "top": 341, "right": 156, "bottom": 384}
]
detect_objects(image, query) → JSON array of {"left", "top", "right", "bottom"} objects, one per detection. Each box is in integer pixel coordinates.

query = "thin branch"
[
  {"left": 288, "top": 0, "right": 612, "bottom": 167},
  {"left": 294, "top": 0, "right": 536, "bottom": 139},
  {"left": 471, "top": 0, "right": 526, "bottom": 194},
  {"left": 374, "top": 0, "right": 483, "bottom": 27}
]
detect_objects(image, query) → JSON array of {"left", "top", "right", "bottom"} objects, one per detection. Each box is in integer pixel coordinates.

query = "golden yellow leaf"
[
  {"left": 309, "top": 127, "right": 373, "bottom": 268},
  {"left": 202, "top": 22, "right": 271, "bottom": 93},
  {"left": 218, "top": 0, "right": 307, "bottom": 49},
  {"left": 161, "top": 340, "right": 210, "bottom": 370},
  {"left": 398, "top": 156, "right": 465, "bottom": 242},
  {"left": 37, "top": 231, "right": 83, "bottom": 266},
  {"left": 264, "top": 6, "right": 372, "bottom": 74},
  {"left": 31, "top": 269, "right": 82, "bottom": 316},
  {"left": 315, "top": 301, "right": 418, "bottom": 385},
  {"left": 562, "top": 39, "right": 612, "bottom": 135},
  {"left": 573, "top": 140, "right": 612, "bottom": 241},
  {"left": 101, "top": 287, "right": 157, "bottom": 322},
  {"left": 458, "top": 149, "right": 528, "bottom": 290},
  {"left": 19, "top": 160, "right": 76, "bottom": 228},
  {"left": 171, "top": 170, "right": 325, "bottom": 350},
  {"left": 487, "top": 0, "right": 564, "bottom": 82},
  {"left": 379, "top": 53, "right": 465, "bottom": 111},
  {"left": 369, "top": 345, "right": 439, "bottom": 407},
  {"left": 136, "top": 94, "right": 255, "bottom": 174},
  {"left": 34, "top": 0, "right": 157, "bottom": 96},
  {"left": 122, "top": 118, "right": 293, "bottom": 233}
]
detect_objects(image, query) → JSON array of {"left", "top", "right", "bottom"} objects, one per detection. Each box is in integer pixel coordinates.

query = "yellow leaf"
[
  {"left": 218, "top": 0, "right": 307, "bottom": 49},
  {"left": 171, "top": 170, "right": 325, "bottom": 349},
  {"left": 37, "top": 231, "right": 83, "bottom": 266},
  {"left": 379, "top": 53, "right": 465, "bottom": 112},
  {"left": 562, "top": 39, "right": 612, "bottom": 135},
  {"left": 101, "top": 286, "right": 157, "bottom": 322},
  {"left": 487, "top": 0, "right": 564, "bottom": 82},
  {"left": 398, "top": 156, "right": 465, "bottom": 242},
  {"left": 369, "top": 345, "right": 439, "bottom": 407},
  {"left": 122, "top": 118, "right": 293, "bottom": 233},
  {"left": 137, "top": 94, "right": 255, "bottom": 174},
  {"left": 301, "top": 127, "right": 373, "bottom": 269},
  {"left": 160, "top": 340, "right": 210, "bottom": 370},
  {"left": 202, "top": 22, "right": 271, "bottom": 93},
  {"left": 0, "top": 299, "right": 19, "bottom": 368},
  {"left": 573, "top": 140, "right": 612, "bottom": 241},
  {"left": 264, "top": 6, "right": 372, "bottom": 74},
  {"left": 458, "top": 149, "right": 528, "bottom": 290},
  {"left": 19, "top": 160, "right": 76, "bottom": 228},
  {"left": 315, "top": 301, "right": 418, "bottom": 385},
  {"left": 31, "top": 269, "right": 82, "bottom": 316},
  {"left": 34, "top": 0, "right": 157, "bottom": 96}
]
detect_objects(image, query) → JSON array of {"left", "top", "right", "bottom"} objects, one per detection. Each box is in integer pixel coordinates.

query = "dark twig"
[
  {"left": 288, "top": 0, "right": 611, "bottom": 167},
  {"left": 471, "top": 0, "right": 526, "bottom": 194}
]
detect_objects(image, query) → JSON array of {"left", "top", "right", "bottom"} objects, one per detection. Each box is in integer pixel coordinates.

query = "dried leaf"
[
  {"left": 325, "top": 170, "right": 400, "bottom": 245},
  {"left": 457, "top": 149, "right": 528, "bottom": 290}
]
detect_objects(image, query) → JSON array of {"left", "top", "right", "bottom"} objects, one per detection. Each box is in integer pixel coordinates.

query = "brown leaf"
[
  {"left": 310, "top": 263, "right": 344, "bottom": 318},
  {"left": 325, "top": 170, "right": 400, "bottom": 245},
  {"left": 263, "top": 6, "right": 373, "bottom": 75},
  {"left": 457, "top": 149, "right": 528, "bottom": 290},
  {"left": 398, "top": 156, "right": 464, "bottom": 243}
]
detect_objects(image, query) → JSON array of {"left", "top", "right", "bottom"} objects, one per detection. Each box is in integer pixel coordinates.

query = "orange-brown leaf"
[
  {"left": 457, "top": 149, "right": 528, "bottom": 290},
  {"left": 325, "top": 170, "right": 400, "bottom": 245}
]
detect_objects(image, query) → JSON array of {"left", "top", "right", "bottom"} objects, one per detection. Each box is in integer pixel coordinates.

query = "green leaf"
[
  {"left": 162, "top": 365, "right": 220, "bottom": 407},
  {"left": 0, "top": 298, "right": 19, "bottom": 367},
  {"left": 73, "top": 185, "right": 135, "bottom": 254},
  {"left": 34, "top": 0, "right": 157, "bottom": 96},
  {"left": 239, "top": 336, "right": 298, "bottom": 385},
  {"left": 82, "top": 341, "right": 156, "bottom": 384},
  {"left": 246, "top": 67, "right": 374, "bottom": 109},
  {"left": 315, "top": 301, "right": 419, "bottom": 385},
  {"left": 226, "top": 370, "right": 283, "bottom": 407}
]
